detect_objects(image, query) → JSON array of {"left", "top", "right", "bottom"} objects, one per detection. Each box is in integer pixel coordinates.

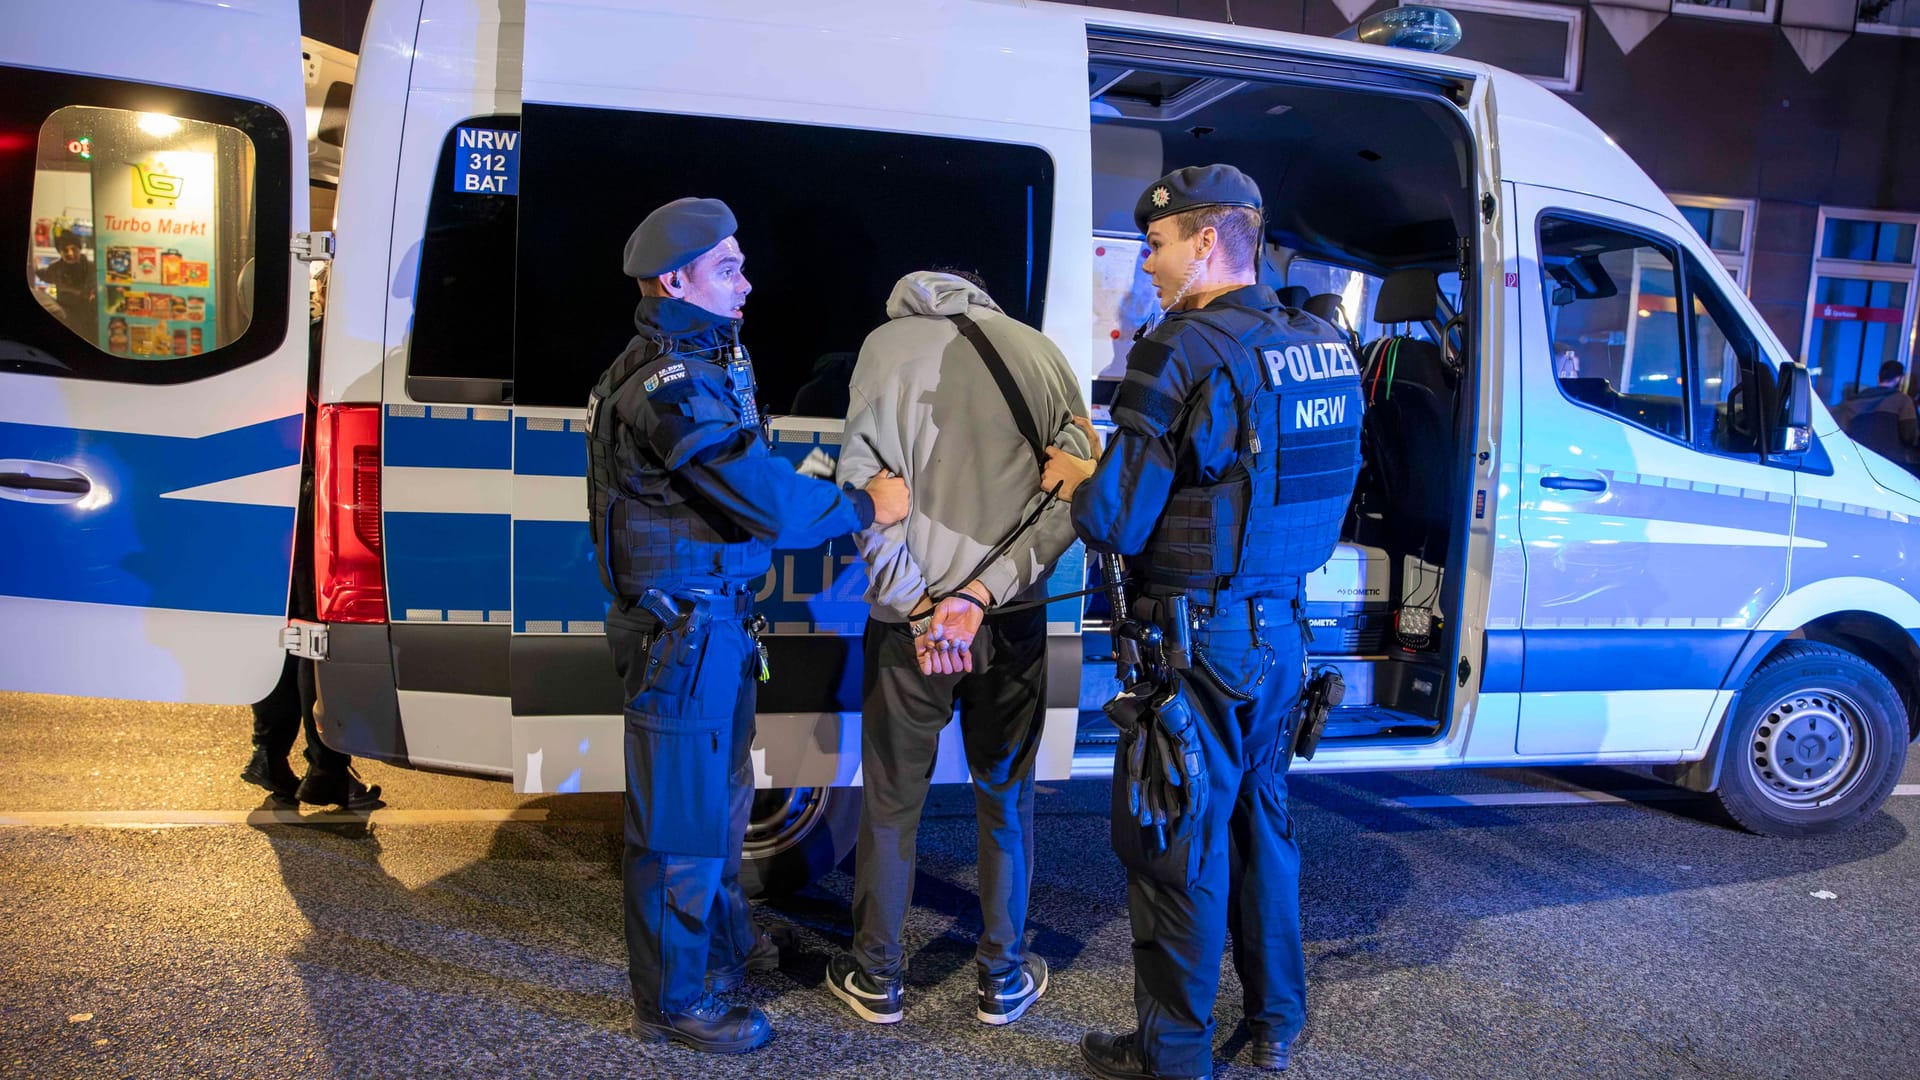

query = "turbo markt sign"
[{"left": 97, "top": 150, "right": 219, "bottom": 358}]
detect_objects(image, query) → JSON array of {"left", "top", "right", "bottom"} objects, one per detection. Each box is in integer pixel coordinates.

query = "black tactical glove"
[
  {"left": 1104, "top": 682, "right": 1157, "bottom": 826},
  {"left": 1150, "top": 686, "right": 1207, "bottom": 830}
]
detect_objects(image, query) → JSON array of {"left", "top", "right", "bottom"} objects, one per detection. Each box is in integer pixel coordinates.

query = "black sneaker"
[
  {"left": 706, "top": 922, "right": 790, "bottom": 993},
  {"left": 1245, "top": 1037, "right": 1291, "bottom": 1071},
  {"left": 240, "top": 747, "right": 299, "bottom": 800},
  {"left": 976, "top": 954, "right": 1048, "bottom": 1025},
  {"left": 824, "top": 951, "right": 902, "bottom": 1024},
  {"left": 632, "top": 993, "right": 772, "bottom": 1054},
  {"left": 296, "top": 768, "right": 384, "bottom": 810},
  {"left": 1080, "top": 1030, "right": 1208, "bottom": 1080}
]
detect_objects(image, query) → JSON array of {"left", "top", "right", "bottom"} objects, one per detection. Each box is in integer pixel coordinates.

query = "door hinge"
[
  {"left": 1480, "top": 192, "right": 1496, "bottom": 224},
  {"left": 292, "top": 231, "right": 335, "bottom": 263},
  {"left": 1457, "top": 656, "right": 1472, "bottom": 687},
  {"left": 283, "top": 619, "right": 328, "bottom": 660}
]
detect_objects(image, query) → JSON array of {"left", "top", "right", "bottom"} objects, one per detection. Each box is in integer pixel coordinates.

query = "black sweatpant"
[{"left": 850, "top": 604, "right": 1048, "bottom": 981}]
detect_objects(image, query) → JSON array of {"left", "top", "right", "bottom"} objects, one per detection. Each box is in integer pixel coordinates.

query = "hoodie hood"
[{"left": 884, "top": 271, "right": 1003, "bottom": 320}]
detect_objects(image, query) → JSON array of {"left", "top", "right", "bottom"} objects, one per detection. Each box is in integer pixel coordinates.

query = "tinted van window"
[{"left": 513, "top": 106, "right": 1054, "bottom": 413}]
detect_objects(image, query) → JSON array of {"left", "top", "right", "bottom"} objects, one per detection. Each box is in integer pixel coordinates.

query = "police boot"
[
  {"left": 296, "top": 768, "right": 384, "bottom": 810},
  {"left": 1080, "top": 1031, "right": 1209, "bottom": 1080},
  {"left": 1245, "top": 1037, "right": 1292, "bottom": 1071},
  {"left": 632, "top": 994, "right": 772, "bottom": 1054},
  {"left": 706, "top": 921, "right": 791, "bottom": 993},
  {"left": 239, "top": 746, "right": 299, "bottom": 800}
]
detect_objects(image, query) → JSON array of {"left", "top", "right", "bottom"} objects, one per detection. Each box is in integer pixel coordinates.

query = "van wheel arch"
[{"left": 1794, "top": 612, "right": 1920, "bottom": 743}]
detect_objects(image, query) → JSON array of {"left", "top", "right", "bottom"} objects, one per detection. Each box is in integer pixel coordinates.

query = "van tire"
[
  {"left": 1713, "top": 641, "right": 1908, "bottom": 837},
  {"left": 740, "top": 786, "right": 862, "bottom": 898}
]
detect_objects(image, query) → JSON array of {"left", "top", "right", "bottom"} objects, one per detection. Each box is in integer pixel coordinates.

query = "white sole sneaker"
[
  {"left": 826, "top": 968, "right": 903, "bottom": 1024},
  {"left": 975, "top": 962, "right": 1049, "bottom": 1025}
]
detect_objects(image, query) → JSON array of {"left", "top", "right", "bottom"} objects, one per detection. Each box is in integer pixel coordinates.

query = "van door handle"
[
  {"left": 1540, "top": 474, "right": 1607, "bottom": 493},
  {"left": 0, "top": 460, "right": 94, "bottom": 504}
]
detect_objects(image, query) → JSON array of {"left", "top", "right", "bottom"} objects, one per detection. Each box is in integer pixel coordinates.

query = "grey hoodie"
[{"left": 838, "top": 272, "right": 1092, "bottom": 622}]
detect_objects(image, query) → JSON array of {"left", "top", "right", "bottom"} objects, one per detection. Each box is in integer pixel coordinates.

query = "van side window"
[
  {"left": 1538, "top": 216, "right": 1688, "bottom": 442},
  {"left": 3, "top": 64, "right": 290, "bottom": 384},
  {"left": 511, "top": 106, "right": 1054, "bottom": 412},
  {"left": 1685, "top": 254, "right": 1770, "bottom": 458},
  {"left": 407, "top": 115, "right": 519, "bottom": 404}
]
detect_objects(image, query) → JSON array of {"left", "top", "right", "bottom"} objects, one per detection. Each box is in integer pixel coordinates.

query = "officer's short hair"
[
  {"left": 1168, "top": 205, "right": 1261, "bottom": 274},
  {"left": 1879, "top": 360, "right": 1906, "bottom": 384},
  {"left": 637, "top": 274, "right": 673, "bottom": 298}
]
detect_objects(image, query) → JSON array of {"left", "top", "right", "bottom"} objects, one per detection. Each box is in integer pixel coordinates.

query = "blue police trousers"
[
  {"left": 1111, "top": 593, "right": 1307, "bottom": 1077},
  {"left": 607, "top": 609, "right": 761, "bottom": 1015}
]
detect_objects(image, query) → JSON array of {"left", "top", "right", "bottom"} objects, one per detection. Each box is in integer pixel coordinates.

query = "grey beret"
[
  {"left": 1133, "top": 164, "right": 1262, "bottom": 233},
  {"left": 622, "top": 197, "right": 738, "bottom": 279}
]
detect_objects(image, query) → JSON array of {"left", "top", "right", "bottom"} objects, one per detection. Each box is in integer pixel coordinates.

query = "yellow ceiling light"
[{"left": 137, "top": 113, "right": 182, "bottom": 137}]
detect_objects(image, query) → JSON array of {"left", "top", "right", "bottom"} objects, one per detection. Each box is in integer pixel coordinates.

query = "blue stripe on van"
[
  {"left": 0, "top": 415, "right": 300, "bottom": 615},
  {"left": 515, "top": 419, "right": 587, "bottom": 477},
  {"left": 514, "top": 520, "right": 608, "bottom": 631},
  {"left": 384, "top": 410, "right": 511, "bottom": 470},
  {"left": 1481, "top": 628, "right": 1750, "bottom": 693},
  {"left": 384, "top": 511, "right": 511, "bottom": 618}
]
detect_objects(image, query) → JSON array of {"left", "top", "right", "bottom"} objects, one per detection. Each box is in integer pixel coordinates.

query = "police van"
[{"left": 6, "top": 0, "right": 1915, "bottom": 894}]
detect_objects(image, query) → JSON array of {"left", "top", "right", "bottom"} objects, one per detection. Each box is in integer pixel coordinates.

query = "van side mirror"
[{"left": 1773, "top": 361, "right": 1813, "bottom": 457}]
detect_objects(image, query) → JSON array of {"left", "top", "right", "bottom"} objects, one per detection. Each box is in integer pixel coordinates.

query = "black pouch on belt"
[{"left": 1291, "top": 666, "right": 1346, "bottom": 761}]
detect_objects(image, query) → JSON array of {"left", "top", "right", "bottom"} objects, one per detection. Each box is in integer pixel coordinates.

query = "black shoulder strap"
[{"left": 950, "top": 311, "right": 1046, "bottom": 470}]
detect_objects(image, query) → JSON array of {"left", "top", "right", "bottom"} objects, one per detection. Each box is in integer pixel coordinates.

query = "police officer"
[
  {"left": 587, "top": 197, "right": 910, "bottom": 1054},
  {"left": 1041, "top": 165, "right": 1363, "bottom": 1078}
]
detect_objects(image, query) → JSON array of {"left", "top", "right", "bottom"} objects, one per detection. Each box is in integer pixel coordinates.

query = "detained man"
[{"left": 828, "top": 269, "right": 1093, "bottom": 1027}]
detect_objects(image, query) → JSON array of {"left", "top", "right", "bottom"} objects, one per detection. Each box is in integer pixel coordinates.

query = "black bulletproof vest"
[{"left": 585, "top": 339, "right": 772, "bottom": 600}]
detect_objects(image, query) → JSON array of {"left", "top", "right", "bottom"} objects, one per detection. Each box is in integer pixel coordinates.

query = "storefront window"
[
  {"left": 1401, "top": 0, "right": 1583, "bottom": 92},
  {"left": 1806, "top": 277, "right": 1911, "bottom": 404},
  {"left": 1858, "top": 0, "right": 1920, "bottom": 34},
  {"left": 1672, "top": 0, "right": 1777, "bottom": 23},
  {"left": 27, "top": 105, "right": 256, "bottom": 361},
  {"left": 1819, "top": 217, "right": 1918, "bottom": 264},
  {"left": 1803, "top": 208, "right": 1920, "bottom": 403},
  {"left": 1670, "top": 195, "right": 1753, "bottom": 289}
]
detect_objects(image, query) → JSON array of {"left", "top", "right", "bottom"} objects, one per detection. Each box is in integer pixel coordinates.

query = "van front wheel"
[
  {"left": 740, "top": 786, "right": 861, "bottom": 898},
  {"left": 1713, "top": 642, "right": 1908, "bottom": 837}
]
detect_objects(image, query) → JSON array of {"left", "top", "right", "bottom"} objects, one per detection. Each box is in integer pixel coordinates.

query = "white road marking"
[
  {"left": 0, "top": 808, "right": 555, "bottom": 828},
  {"left": 3, "top": 786, "right": 1915, "bottom": 827},
  {"left": 1388, "top": 784, "right": 1920, "bottom": 809}
]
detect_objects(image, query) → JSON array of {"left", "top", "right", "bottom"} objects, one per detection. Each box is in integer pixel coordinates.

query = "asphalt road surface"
[{"left": 2, "top": 693, "right": 1916, "bottom": 1079}]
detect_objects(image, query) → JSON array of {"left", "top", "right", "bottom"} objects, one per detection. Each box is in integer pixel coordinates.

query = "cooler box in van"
[{"left": 1302, "top": 542, "right": 1391, "bottom": 655}]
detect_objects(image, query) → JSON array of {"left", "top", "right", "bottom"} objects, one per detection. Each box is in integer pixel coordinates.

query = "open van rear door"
[{"left": 0, "top": 1, "right": 309, "bottom": 704}]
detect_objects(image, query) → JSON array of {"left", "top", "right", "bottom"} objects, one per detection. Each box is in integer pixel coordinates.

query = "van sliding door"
[{"left": 508, "top": 0, "right": 1092, "bottom": 793}]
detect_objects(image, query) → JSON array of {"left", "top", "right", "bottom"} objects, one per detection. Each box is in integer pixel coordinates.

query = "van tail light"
[{"left": 314, "top": 403, "right": 387, "bottom": 623}]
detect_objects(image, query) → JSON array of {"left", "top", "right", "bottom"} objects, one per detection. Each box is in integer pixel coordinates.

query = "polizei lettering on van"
[{"left": 1261, "top": 341, "right": 1360, "bottom": 388}]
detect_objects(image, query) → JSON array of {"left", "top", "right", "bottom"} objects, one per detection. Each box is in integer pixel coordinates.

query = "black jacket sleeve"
[
  {"left": 633, "top": 367, "right": 873, "bottom": 548},
  {"left": 1071, "top": 321, "right": 1238, "bottom": 554}
]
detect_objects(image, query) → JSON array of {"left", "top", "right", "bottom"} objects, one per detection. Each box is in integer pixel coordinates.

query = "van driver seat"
[{"left": 1354, "top": 268, "right": 1454, "bottom": 560}]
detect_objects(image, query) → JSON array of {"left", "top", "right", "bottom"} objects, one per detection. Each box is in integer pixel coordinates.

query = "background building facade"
[{"left": 300, "top": 0, "right": 1920, "bottom": 399}]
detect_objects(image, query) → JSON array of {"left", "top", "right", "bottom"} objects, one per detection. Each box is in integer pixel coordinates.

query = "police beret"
[
  {"left": 622, "top": 197, "right": 738, "bottom": 278},
  {"left": 1133, "top": 164, "right": 1262, "bottom": 233}
]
